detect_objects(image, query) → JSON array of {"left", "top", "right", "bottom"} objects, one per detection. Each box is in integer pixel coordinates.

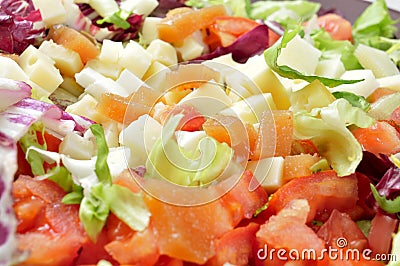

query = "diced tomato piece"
[
  {"left": 317, "top": 209, "right": 367, "bottom": 251},
  {"left": 267, "top": 170, "right": 358, "bottom": 222},
  {"left": 155, "top": 256, "right": 184, "bottom": 266},
  {"left": 317, "top": 14, "right": 353, "bottom": 41},
  {"left": 268, "top": 29, "right": 281, "bottom": 46},
  {"left": 291, "top": 139, "right": 319, "bottom": 155},
  {"left": 105, "top": 225, "right": 160, "bottom": 266},
  {"left": 206, "top": 222, "right": 260, "bottom": 266},
  {"left": 204, "top": 16, "right": 260, "bottom": 49},
  {"left": 13, "top": 176, "right": 86, "bottom": 265},
  {"left": 48, "top": 25, "right": 99, "bottom": 64},
  {"left": 368, "top": 212, "right": 399, "bottom": 257},
  {"left": 220, "top": 170, "right": 269, "bottom": 226},
  {"left": 283, "top": 154, "right": 321, "bottom": 182},
  {"left": 153, "top": 104, "right": 206, "bottom": 132},
  {"left": 75, "top": 231, "right": 117, "bottom": 265},
  {"left": 353, "top": 121, "right": 400, "bottom": 156},
  {"left": 256, "top": 200, "right": 325, "bottom": 265},
  {"left": 158, "top": 5, "right": 227, "bottom": 43},
  {"left": 113, "top": 169, "right": 142, "bottom": 194},
  {"left": 144, "top": 193, "right": 234, "bottom": 264}
]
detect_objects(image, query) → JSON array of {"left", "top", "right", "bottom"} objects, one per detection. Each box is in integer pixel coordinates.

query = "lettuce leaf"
[
  {"left": 332, "top": 91, "right": 370, "bottom": 112},
  {"left": 90, "top": 124, "right": 112, "bottom": 186},
  {"left": 294, "top": 99, "right": 375, "bottom": 176},
  {"left": 311, "top": 30, "right": 362, "bottom": 70},
  {"left": 264, "top": 28, "right": 363, "bottom": 88},
  {"left": 19, "top": 122, "right": 46, "bottom": 176},
  {"left": 250, "top": 0, "right": 320, "bottom": 26},
  {"left": 352, "top": 0, "right": 399, "bottom": 45},
  {"left": 185, "top": 0, "right": 251, "bottom": 17}
]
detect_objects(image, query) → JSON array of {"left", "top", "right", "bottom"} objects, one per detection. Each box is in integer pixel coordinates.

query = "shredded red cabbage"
[
  {"left": 0, "top": 0, "right": 44, "bottom": 54},
  {"left": 151, "top": 0, "right": 186, "bottom": 18},
  {"left": 193, "top": 24, "right": 270, "bottom": 64}
]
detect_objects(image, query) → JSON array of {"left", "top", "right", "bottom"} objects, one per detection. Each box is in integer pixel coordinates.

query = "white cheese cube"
[
  {"left": 32, "top": 0, "right": 66, "bottom": 26},
  {"left": 141, "top": 17, "right": 162, "bottom": 45},
  {"left": 120, "top": 0, "right": 159, "bottom": 17},
  {"left": 0, "top": 56, "right": 29, "bottom": 82},
  {"left": 99, "top": 39, "right": 124, "bottom": 64},
  {"left": 19, "top": 46, "right": 63, "bottom": 94},
  {"left": 85, "top": 59, "right": 123, "bottom": 80},
  {"left": 85, "top": 78, "right": 130, "bottom": 99},
  {"left": 220, "top": 93, "right": 277, "bottom": 124},
  {"left": 332, "top": 69, "right": 379, "bottom": 98},
  {"left": 143, "top": 61, "right": 170, "bottom": 90},
  {"left": 175, "top": 35, "right": 205, "bottom": 61},
  {"left": 378, "top": 74, "right": 400, "bottom": 91},
  {"left": 75, "top": 67, "right": 105, "bottom": 88},
  {"left": 277, "top": 35, "right": 322, "bottom": 75},
  {"left": 147, "top": 39, "right": 178, "bottom": 66},
  {"left": 39, "top": 40, "right": 83, "bottom": 77},
  {"left": 180, "top": 81, "right": 232, "bottom": 115},
  {"left": 119, "top": 114, "right": 162, "bottom": 167},
  {"left": 119, "top": 41, "right": 152, "bottom": 79},
  {"left": 246, "top": 157, "right": 285, "bottom": 193},
  {"left": 116, "top": 69, "right": 144, "bottom": 95},
  {"left": 60, "top": 76, "right": 84, "bottom": 97},
  {"left": 88, "top": 0, "right": 119, "bottom": 18},
  {"left": 66, "top": 94, "right": 110, "bottom": 123},
  {"left": 315, "top": 57, "right": 345, "bottom": 79}
]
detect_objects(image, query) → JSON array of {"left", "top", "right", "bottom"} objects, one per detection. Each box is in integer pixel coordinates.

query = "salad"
[{"left": 0, "top": 0, "right": 400, "bottom": 265}]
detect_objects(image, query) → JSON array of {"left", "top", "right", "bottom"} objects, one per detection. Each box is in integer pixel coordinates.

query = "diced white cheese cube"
[
  {"left": 75, "top": 67, "right": 106, "bottom": 88},
  {"left": 246, "top": 157, "right": 285, "bottom": 193},
  {"left": 120, "top": 0, "right": 159, "bottom": 17},
  {"left": 180, "top": 81, "right": 232, "bottom": 115},
  {"left": 176, "top": 130, "right": 207, "bottom": 154},
  {"left": 88, "top": 0, "right": 119, "bottom": 18},
  {"left": 19, "top": 45, "right": 63, "bottom": 94},
  {"left": 220, "top": 93, "right": 277, "bottom": 124},
  {"left": 85, "top": 77, "right": 130, "bottom": 99},
  {"left": 315, "top": 57, "right": 345, "bottom": 79},
  {"left": 378, "top": 74, "right": 400, "bottom": 91},
  {"left": 116, "top": 69, "right": 144, "bottom": 95},
  {"left": 60, "top": 132, "right": 95, "bottom": 160},
  {"left": 60, "top": 76, "right": 85, "bottom": 97},
  {"left": 119, "top": 41, "right": 153, "bottom": 79},
  {"left": 99, "top": 39, "right": 124, "bottom": 64},
  {"left": 32, "top": 0, "right": 66, "bottom": 26},
  {"left": 141, "top": 17, "right": 162, "bottom": 45},
  {"left": 0, "top": 56, "right": 29, "bottom": 82},
  {"left": 175, "top": 35, "right": 205, "bottom": 61},
  {"left": 85, "top": 59, "right": 123, "bottom": 80},
  {"left": 332, "top": 69, "right": 379, "bottom": 98},
  {"left": 119, "top": 114, "right": 162, "bottom": 167},
  {"left": 143, "top": 61, "right": 170, "bottom": 90},
  {"left": 66, "top": 94, "right": 110, "bottom": 123},
  {"left": 277, "top": 34, "right": 322, "bottom": 75},
  {"left": 355, "top": 44, "right": 399, "bottom": 78},
  {"left": 39, "top": 40, "right": 83, "bottom": 77},
  {"left": 147, "top": 39, "right": 178, "bottom": 66}
]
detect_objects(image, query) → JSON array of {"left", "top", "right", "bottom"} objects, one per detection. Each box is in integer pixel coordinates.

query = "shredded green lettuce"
[
  {"left": 311, "top": 30, "right": 362, "bottom": 70},
  {"left": 79, "top": 187, "right": 110, "bottom": 242},
  {"left": 146, "top": 114, "right": 234, "bottom": 186},
  {"left": 90, "top": 124, "right": 112, "bottom": 186},
  {"left": 332, "top": 91, "right": 370, "bottom": 112},
  {"left": 352, "top": 0, "right": 399, "bottom": 45},
  {"left": 185, "top": 0, "right": 251, "bottom": 17},
  {"left": 294, "top": 98, "right": 375, "bottom": 176},
  {"left": 264, "top": 28, "right": 363, "bottom": 88},
  {"left": 47, "top": 166, "right": 74, "bottom": 192},
  {"left": 19, "top": 122, "right": 47, "bottom": 176},
  {"left": 250, "top": 0, "right": 320, "bottom": 27},
  {"left": 97, "top": 9, "right": 131, "bottom": 30},
  {"left": 370, "top": 184, "right": 400, "bottom": 214}
]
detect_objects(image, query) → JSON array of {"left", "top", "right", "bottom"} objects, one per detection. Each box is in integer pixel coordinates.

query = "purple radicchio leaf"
[
  {"left": 193, "top": 24, "right": 270, "bottom": 64},
  {"left": 356, "top": 151, "right": 394, "bottom": 184},
  {"left": 150, "top": 0, "right": 186, "bottom": 18},
  {"left": 0, "top": 0, "right": 44, "bottom": 54}
]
